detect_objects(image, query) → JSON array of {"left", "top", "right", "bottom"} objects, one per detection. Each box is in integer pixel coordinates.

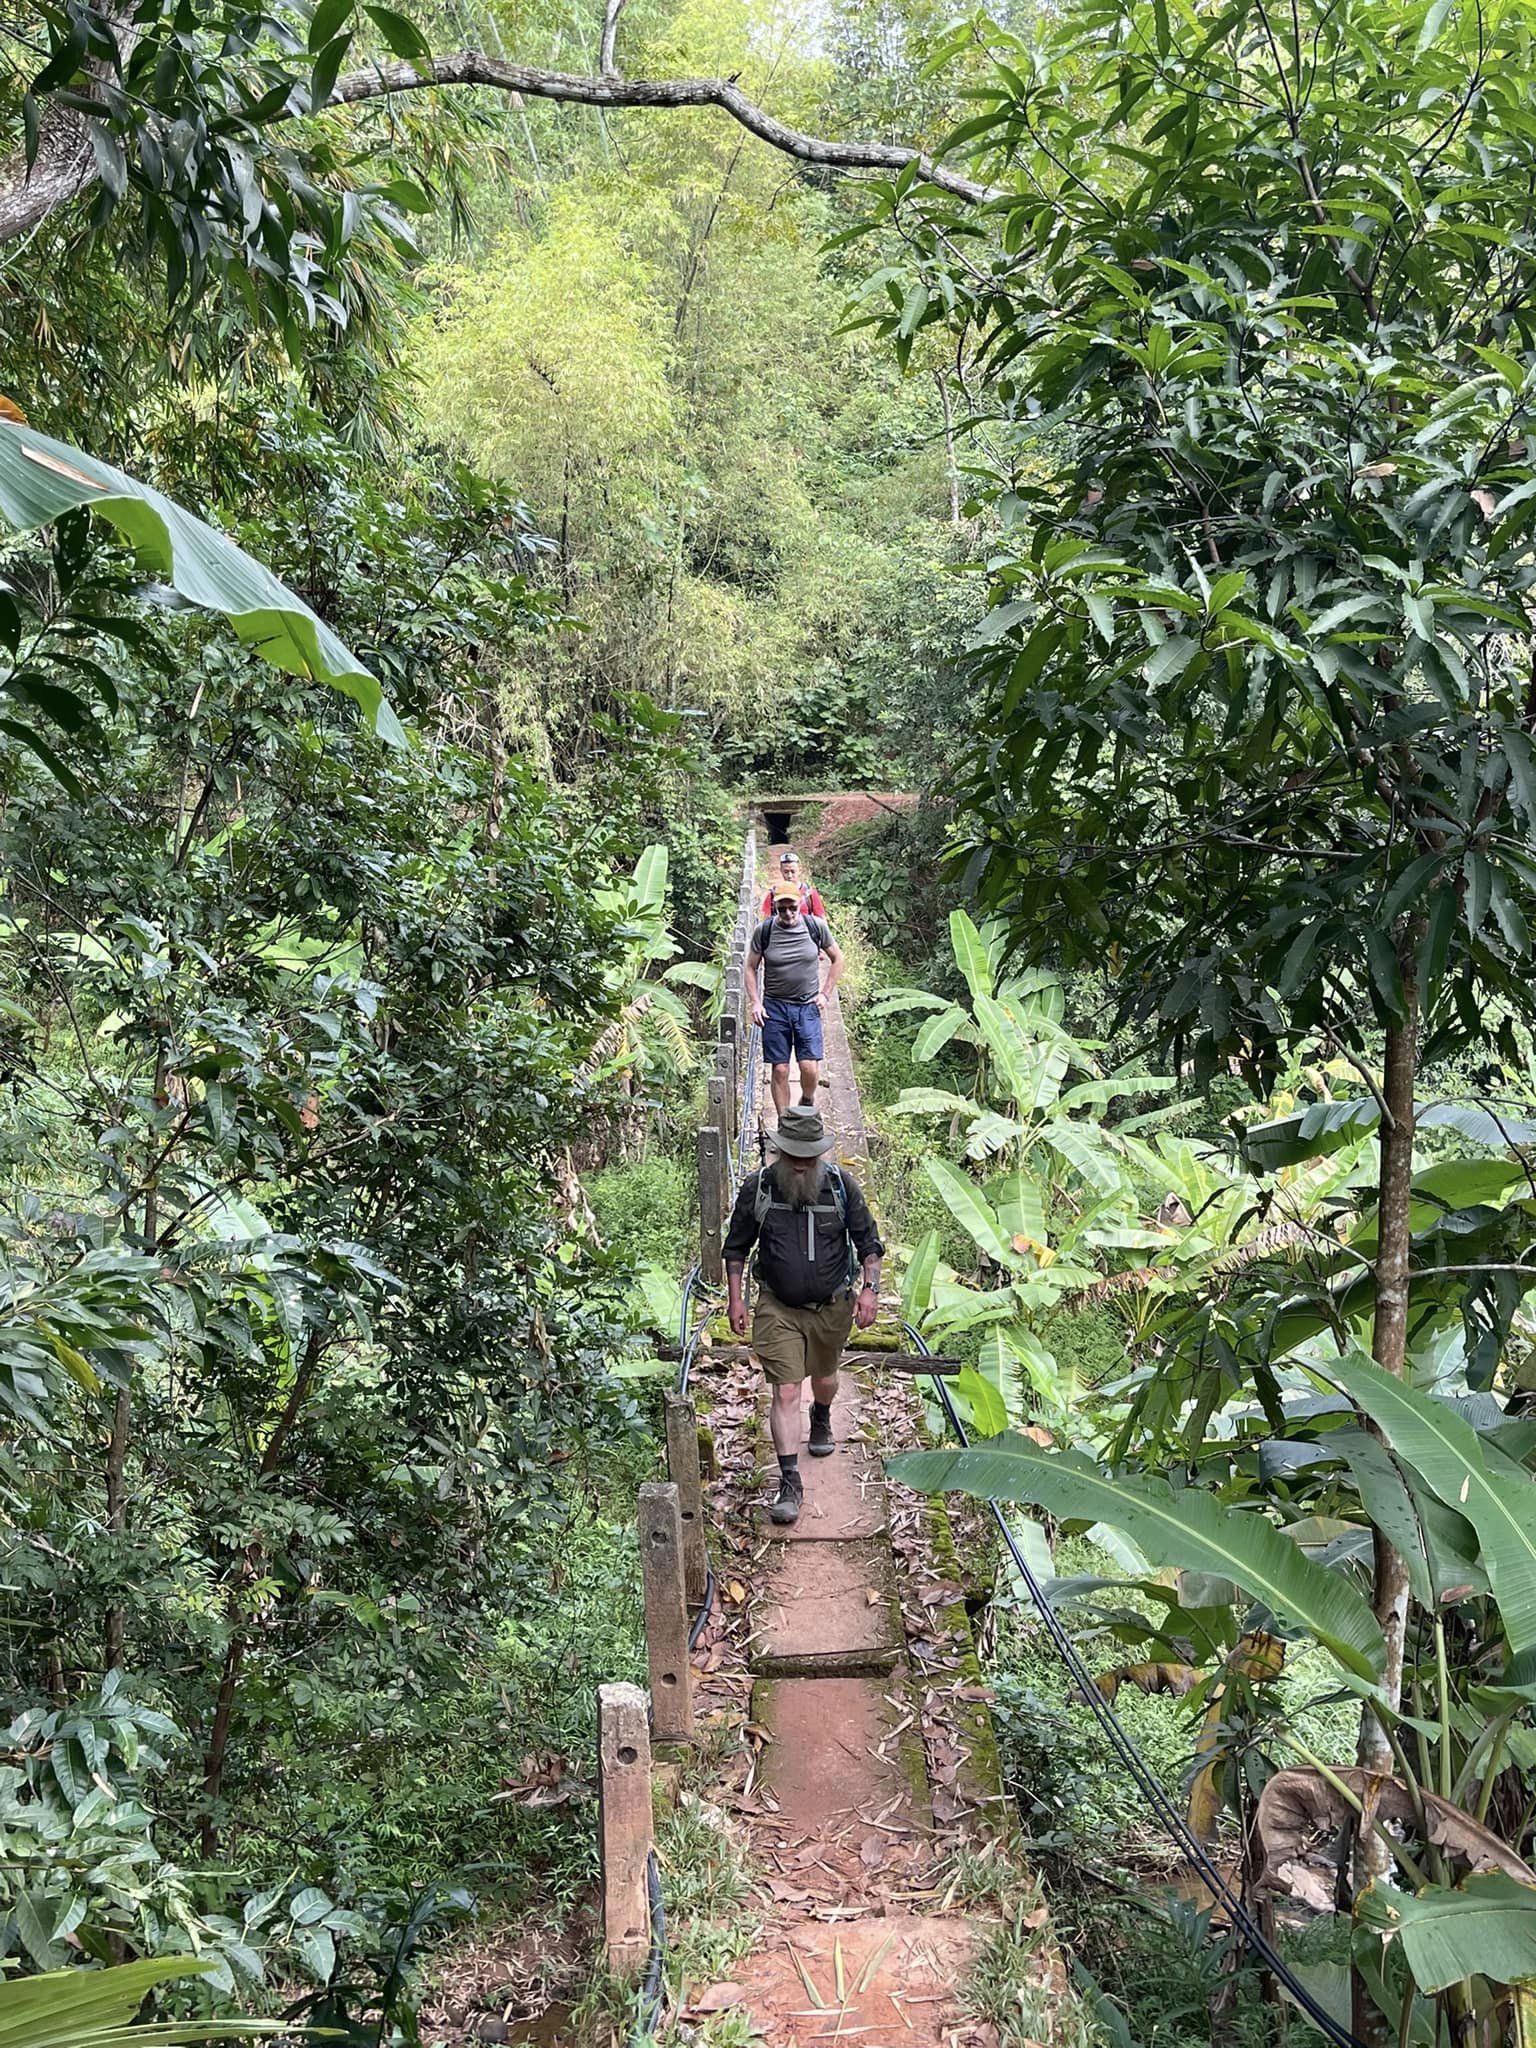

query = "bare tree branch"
[
  {"left": 599, "top": 0, "right": 628, "bottom": 79},
  {"left": 0, "top": 47, "right": 998, "bottom": 247},
  {"left": 331, "top": 54, "right": 998, "bottom": 205}
]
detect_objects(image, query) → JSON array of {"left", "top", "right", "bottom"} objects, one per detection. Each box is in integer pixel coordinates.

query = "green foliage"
[
  {"left": 0, "top": 1954, "right": 291, "bottom": 2046},
  {"left": 586, "top": 1155, "right": 694, "bottom": 1279}
]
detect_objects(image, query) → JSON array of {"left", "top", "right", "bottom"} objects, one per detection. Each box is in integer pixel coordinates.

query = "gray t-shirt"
[{"left": 751, "top": 913, "right": 831, "bottom": 1002}]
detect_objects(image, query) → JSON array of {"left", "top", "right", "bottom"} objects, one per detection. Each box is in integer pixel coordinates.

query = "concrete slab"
[
  {"left": 750, "top": 1537, "right": 902, "bottom": 1676},
  {"left": 731, "top": 1912, "right": 985, "bottom": 2046},
  {"left": 753, "top": 1672, "right": 929, "bottom": 1836},
  {"left": 757, "top": 1377, "right": 886, "bottom": 1541}
]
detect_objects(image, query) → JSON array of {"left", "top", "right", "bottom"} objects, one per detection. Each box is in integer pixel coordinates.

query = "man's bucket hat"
[{"left": 773, "top": 1105, "right": 836, "bottom": 1157}]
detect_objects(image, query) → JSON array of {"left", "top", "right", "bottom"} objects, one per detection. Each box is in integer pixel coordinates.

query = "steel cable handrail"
[{"left": 899, "top": 1319, "right": 1368, "bottom": 2048}]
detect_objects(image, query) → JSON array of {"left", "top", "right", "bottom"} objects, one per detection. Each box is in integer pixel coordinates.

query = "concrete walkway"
[{"left": 681, "top": 986, "right": 1043, "bottom": 2046}]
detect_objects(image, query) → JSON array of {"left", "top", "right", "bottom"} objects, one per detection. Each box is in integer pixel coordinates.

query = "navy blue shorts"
[{"left": 762, "top": 996, "right": 823, "bottom": 1064}]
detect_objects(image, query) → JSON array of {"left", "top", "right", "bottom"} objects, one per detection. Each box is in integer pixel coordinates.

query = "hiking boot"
[
  {"left": 808, "top": 1402, "right": 835, "bottom": 1458},
  {"left": 769, "top": 1468, "right": 804, "bottom": 1525}
]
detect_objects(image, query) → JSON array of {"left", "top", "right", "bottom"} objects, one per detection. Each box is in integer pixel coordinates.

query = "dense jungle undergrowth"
[{"left": 10, "top": 0, "right": 1536, "bottom": 2039}]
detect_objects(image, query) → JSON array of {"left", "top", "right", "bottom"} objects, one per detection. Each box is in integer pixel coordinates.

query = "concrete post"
[
  {"left": 664, "top": 1391, "right": 708, "bottom": 1604},
  {"left": 697, "top": 1125, "right": 724, "bottom": 1283},
  {"left": 638, "top": 1482, "right": 694, "bottom": 1741},
  {"left": 598, "top": 1682, "right": 653, "bottom": 1976}
]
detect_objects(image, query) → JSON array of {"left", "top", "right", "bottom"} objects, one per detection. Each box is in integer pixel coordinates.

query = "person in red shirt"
[{"left": 760, "top": 849, "right": 825, "bottom": 918}]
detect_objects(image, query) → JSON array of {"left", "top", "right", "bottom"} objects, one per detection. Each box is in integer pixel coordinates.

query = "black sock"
[
  {"left": 811, "top": 1401, "right": 831, "bottom": 1425},
  {"left": 777, "top": 1452, "right": 799, "bottom": 1477}
]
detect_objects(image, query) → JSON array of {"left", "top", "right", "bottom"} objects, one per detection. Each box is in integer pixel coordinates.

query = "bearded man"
[{"left": 723, "top": 1105, "right": 884, "bottom": 1526}]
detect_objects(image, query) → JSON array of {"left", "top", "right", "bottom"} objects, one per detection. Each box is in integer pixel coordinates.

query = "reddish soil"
[{"left": 794, "top": 793, "right": 917, "bottom": 866}]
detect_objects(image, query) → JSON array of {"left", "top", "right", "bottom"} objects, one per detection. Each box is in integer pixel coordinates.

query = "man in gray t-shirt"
[{"left": 745, "top": 885, "right": 845, "bottom": 1118}]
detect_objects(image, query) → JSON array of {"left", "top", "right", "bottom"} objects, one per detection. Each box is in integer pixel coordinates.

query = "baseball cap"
[{"left": 772, "top": 881, "right": 800, "bottom": 905}]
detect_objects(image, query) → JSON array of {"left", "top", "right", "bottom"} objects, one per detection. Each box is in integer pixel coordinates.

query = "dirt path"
[{"left": 679, "top": 986, "right": 1050, "bottom": 2046}]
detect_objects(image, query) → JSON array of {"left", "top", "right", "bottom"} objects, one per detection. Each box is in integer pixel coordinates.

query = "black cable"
[
  {"left": 630, "top": 1849, "right": 667, "bottom": 2044},
  {"left": 689, "top": 1562, "right": 716, "bottom": 1650},
  {"left": 900, "top": 1321, "right": 1368, "bottom": 2048}
]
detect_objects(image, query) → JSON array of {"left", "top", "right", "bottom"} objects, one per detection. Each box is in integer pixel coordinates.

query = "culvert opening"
[{"left": 763, "top": 808, "right": 794, "bottom": 845}]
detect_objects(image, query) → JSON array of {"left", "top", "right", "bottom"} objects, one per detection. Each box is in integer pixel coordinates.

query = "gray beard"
[{"left": 770, "top": 1154, "right": 827, "bottom": 1210}]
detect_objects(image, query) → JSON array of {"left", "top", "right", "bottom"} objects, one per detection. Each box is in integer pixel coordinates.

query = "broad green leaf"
[
  {"left": 890, "top": 1087, "right": 979, "bottom": 1118},
  {"left": 0, "top": 1956, "right": 292, "bottom": 2046},
  {"left": 886, "top": 1434, "right": 1386, "bottom": 1678},
  {"left": 1360, "top": 1873, "right": 1536, "bottom": 1993},
  {"left": 631, "top": 843, "right": 668, "bottom": 914},
  {"left": 0, "top": 424, "right": 399, "bottom": 744},
  {"left": 923, "top": 1157, "right": 1016, "bottom": 1264},
  {"left": 1330, "top": 1354, "right": 1536, "bottom": 1654},
  {"left": 953, "top": 1365, "right": 1009, "bottom": 1434},
  {"left": 913, "top": 1002, "right": 970, "bottom": 1061},
  {"left": 989, "top": 1170, "right": 1048, "bottom": 1244},
  {"left": 949, "top": 908, "right": 995, "bottom": 1003},
  {"left": 902, "top": 1229, "right": 941, "bottom": 1321},
  {"left": 1042, "top": 1121, "right": 1122, "bottom": 1192}
]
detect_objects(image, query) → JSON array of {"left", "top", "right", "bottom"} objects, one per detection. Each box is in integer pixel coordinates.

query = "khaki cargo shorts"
[{"left": 752, "top": 1286, "right": 855, "bottom": 1386}]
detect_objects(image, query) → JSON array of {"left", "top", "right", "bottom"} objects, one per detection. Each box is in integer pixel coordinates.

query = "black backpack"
[
  {"left": 751, "top": 1163, "right": 857, "bottom": 1290},
  {"left": 755, "top": 912, "right": 830, "bottom": 956}
]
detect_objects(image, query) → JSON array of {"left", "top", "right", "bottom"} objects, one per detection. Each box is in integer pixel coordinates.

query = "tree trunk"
[
  {"left": 933, "top": 370, "right": 962, "bottom": 527},
  {"left": 1351, "top": 920, "right": 1421, "bottom": 2041}
]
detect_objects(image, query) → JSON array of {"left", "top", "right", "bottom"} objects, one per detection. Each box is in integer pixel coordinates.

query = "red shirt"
[{"left": 762, "top": 882, "right": 826, "bottom": 917}]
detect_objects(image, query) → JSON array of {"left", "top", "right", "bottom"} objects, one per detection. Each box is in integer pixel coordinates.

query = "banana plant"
[
  {"left": 0, "top": 1955, "right": 292, "bottom": 2046},
  {"left": 585, "top": 844, "right": 706, "bottom": 1083}
]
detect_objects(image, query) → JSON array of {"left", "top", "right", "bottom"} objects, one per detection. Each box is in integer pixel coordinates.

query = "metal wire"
[{"left": 900, "top": 1320, "right": 1368, "bottom": 2048}]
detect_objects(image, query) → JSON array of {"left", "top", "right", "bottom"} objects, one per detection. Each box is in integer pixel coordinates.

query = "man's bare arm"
[
  {"left": 745, "top": 947, "right": 766, "bottom": 1024},
  {"left": 818, "top": 938, "right": 845, "bottom": 1003}
]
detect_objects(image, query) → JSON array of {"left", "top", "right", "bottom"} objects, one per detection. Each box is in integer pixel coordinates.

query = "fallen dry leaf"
[{"left": 689, "top": 1982, "right": 747, "bottom": 2013}]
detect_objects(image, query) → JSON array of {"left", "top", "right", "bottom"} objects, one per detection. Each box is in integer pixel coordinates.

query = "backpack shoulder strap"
[
  {"left": 825, "top": 1164, "right": 848, "bottom": 1225},
  {"left": 753, "top": 1168, "right": 775, "bottom": 1225},
  {"left": 806, "top": 914, "right": 830, "bottom": 949},
  {"left": 755, "top": 915, "right": 774, "bottom": 955}
]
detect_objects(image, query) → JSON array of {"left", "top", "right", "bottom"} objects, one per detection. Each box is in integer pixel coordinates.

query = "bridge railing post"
[
  {"left": 638, "top": 1481, "right": 694, "bottom": 1742},
  {"left": 697, "top": 1125, "right": 724, "bottom": 1283},
  {"left": 598, "top": 1683, "right": 653, "bottom": 1976},
  {"left": 663, "top": 1391, "right": 708, "bottom": 1604}
]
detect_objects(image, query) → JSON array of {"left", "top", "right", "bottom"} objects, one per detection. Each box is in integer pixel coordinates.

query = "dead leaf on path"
[
  {"left": 689, "top": 1982, "right": 747, "bottom": 2013},
  {"left": 865, "top": 1588, "right": 881, "bottom": 1605},
  {"left": 727, "top": 1579, "right": 748, "bottom": 1603},
  {"left": 859, "top": 1834, "right": 887, "bottom": 1870},
  {"left": 918, "top": 1581, "right": 964, "bottom": 1606}
]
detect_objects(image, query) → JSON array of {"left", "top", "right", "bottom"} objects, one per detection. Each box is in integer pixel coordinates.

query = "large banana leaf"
[
  {"left": 0, "top": 422, "right": 401, "bottom": 745},
  {"left": 913, "top": 1003, "right": 971, "bottom": 1060},
  {"left": 989, "top": 1170, "right": 1048, "bottom": 1245},
  {"left": 1330, "top": 1354, "right": 1536, "bottom": 1655},
  {"left": 1358, "top": 1873, "right": 1536, "bottom": 1994},
  {"left": 886, "top": 1433, "right": 1386, "bottom": 1678},
  {"left": 949, "top": 908, "right": 996, "bottom": 1003},
  {"left": 922, "top": 1157, "right": 1017, "bottom": 1265},
  {"left": 902, "top": 1228, "right": 941, "bottom": 1321},
  {"left": 1336, "top": 1430, "right": 1487, "bottom": 1609},
  {"left": 0, "top": 1956, "right": 292, "bottom": 2047}
]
